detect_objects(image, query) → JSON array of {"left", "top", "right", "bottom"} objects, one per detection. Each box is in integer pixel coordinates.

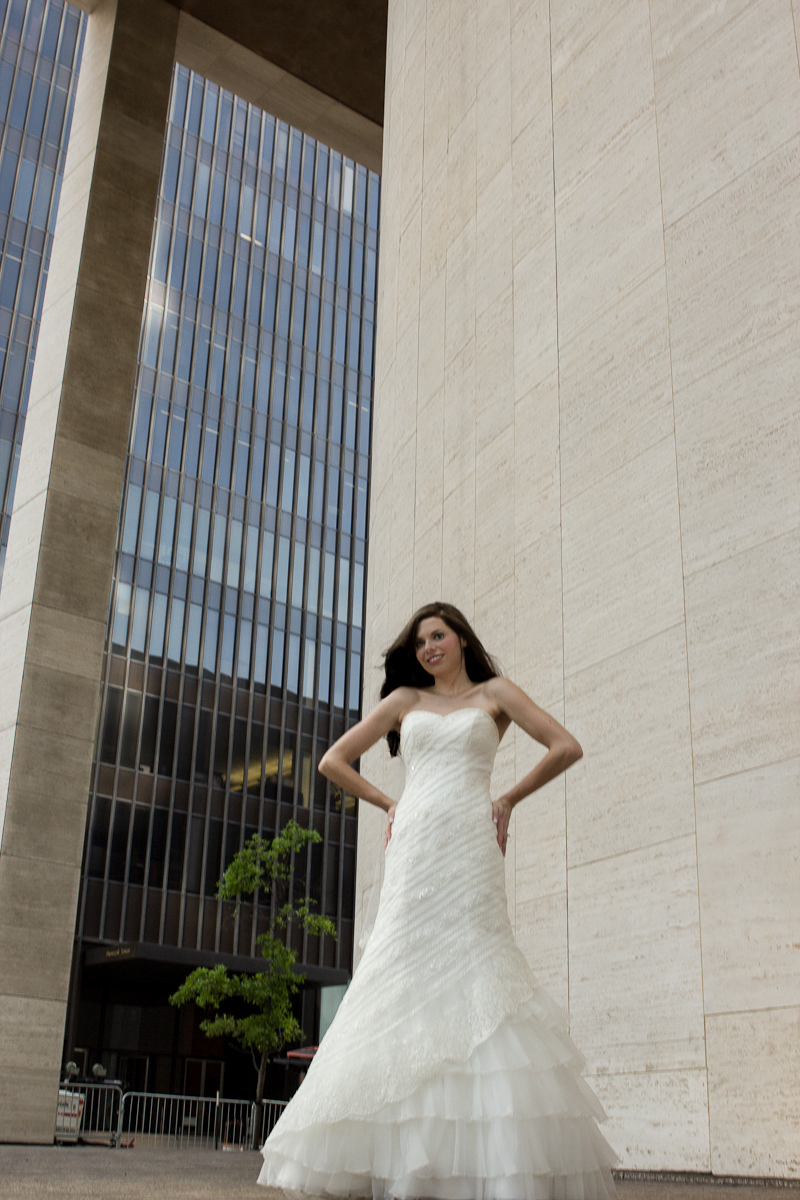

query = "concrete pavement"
[{"left": 0, "top": 1148, "right": 796, "bottom": 1200}]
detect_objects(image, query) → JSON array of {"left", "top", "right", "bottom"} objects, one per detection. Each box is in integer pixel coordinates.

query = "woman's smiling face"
[{"left": 413, "top": 616, "right": 466, "bottom": 678}]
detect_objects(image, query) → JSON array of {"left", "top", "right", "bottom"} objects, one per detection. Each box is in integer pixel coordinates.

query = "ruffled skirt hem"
[{"left": 259, "top": 997, "right": 618, "bottom": 1199}]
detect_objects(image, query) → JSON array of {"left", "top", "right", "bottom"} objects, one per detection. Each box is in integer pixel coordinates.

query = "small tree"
[{"left": 169, "top": 820, "right": 336, "bottom": 1107}]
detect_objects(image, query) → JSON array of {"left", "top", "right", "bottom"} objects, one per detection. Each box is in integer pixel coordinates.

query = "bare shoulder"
[
  {"left": 388, "top": 686, "right": 423, "bottom": 724},
  {"left": 484, "top": 675, "right": 531, "bottom": 711}
]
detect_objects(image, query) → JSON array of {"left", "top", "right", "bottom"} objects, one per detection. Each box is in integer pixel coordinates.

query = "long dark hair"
[{"left": 380, "top": 602, "right": 500, "bottom": 756}]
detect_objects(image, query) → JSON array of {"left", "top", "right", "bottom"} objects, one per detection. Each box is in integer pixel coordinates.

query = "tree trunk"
[
  {"left": 253, "top": 1048, "right": 269, "bottom": 1148},
  {"left": 256, "top": 1047, "right": 268, "bottom": 1106}
]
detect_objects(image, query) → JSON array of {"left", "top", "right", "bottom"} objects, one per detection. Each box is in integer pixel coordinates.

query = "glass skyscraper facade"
[
  {"left": 0, "top": 0, "right": 378, "bottom": 1099},
  {"left": 0, "top": 0, "right": 83, "bottom": 583}
]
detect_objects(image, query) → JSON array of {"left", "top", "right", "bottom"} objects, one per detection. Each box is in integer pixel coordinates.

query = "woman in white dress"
[{"left": 259, "top": 602, "right": 618, "bottom": 1200}]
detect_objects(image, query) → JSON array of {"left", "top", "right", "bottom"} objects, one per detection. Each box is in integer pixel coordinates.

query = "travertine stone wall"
[
  {"left": 0, "top": 0, "right": 178, "bottom": 1143},
  {"left": 357, "top": 0, "right": 800, "bottom": 1177}
]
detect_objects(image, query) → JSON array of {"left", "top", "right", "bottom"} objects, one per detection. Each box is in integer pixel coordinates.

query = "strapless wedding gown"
[{"left": 259, "top": 707, "right": 618, "bottom": 1199}]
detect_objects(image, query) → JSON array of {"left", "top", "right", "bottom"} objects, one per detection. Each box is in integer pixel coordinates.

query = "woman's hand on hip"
[
  {"left": 384, "top": 804, "right": 397, "bottom": 849},
  {"left": 492, "top": 796, "right": 513, "bottom": 857}
]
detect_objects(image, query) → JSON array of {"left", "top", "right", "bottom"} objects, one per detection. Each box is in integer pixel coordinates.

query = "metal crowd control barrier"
[
  {"left": 55, "top": 1084, "right": 123, "bottom": 1145},
  {"left": 55, "top": 1086, "right": 287, "bottom": 1149}
]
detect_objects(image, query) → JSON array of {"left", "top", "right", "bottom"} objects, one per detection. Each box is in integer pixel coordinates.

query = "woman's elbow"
[
  {"left": 318, "top": 751, "right": 334, "bottom": 779},
  {"left": 560, "top": 736, "right": 582, "bottom": 767}
]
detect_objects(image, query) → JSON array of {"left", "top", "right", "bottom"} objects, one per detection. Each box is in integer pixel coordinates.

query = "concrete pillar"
[
  {"left": 0, "top": 0, "right": 178, "bottom": 1143},
  {"left": 358, "top": 0, "right": 800, "bottom": 1178}
]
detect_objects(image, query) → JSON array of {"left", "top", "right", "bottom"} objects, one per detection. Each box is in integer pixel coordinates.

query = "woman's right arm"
[{"left": 318, "top": 688, "right": 412, "bottom": 815}]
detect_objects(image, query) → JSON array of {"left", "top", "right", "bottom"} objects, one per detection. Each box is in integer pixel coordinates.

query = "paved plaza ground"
[{"left": 0, "top": 1147, "right": 797, "bottom": 1200}]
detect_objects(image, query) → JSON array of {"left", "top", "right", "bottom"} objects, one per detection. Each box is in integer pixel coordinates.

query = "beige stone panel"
[
  {"left": 684, "top": 528, "right": 800, "bottom": 783},
  {"left": 366, "top": 487, "right": 392, "bottom": 624},
  {"left": 696, "top": 756, "right": 800, "bottom": 1015},
  {"left": 476, "top": 161, "right": 513, "bottom": 320},
  {"left": 24, "top": 605, "right": 105, "bottom": 683},
  {"left": 413, "top": 518, "right": 443, "bottom": 608},
  {"left": 569, "top": 835, "right": 706, "bottom": 1072},
  {"left": 555, "top": 118, "right": 664, "bottom": 346},
  {"left": 515, "top": 772, "right": 567, "bottom": 903},
  {"left": 515, "top": 891, "right": 569, "bottom": 1011},
  {"left": 649, "top": 0, "right": 751, "bottom": 80},
  {"left": 561, "top": 437, "right": 684, "bottom": 677},
  {"left": 656, "top": 0, "right": 800, "bottom": 226},
  {"left": 31, "top": 524, "right": 114, "bottom": 628},
  {"left": 514, "top": 371, "right": 561, "bottom": 549},
  {"left": 7, "top": 386, "right": 60, "bottom": 512},
  {"left": 396, "top": 202, "right": 422, "bottom": 345},
  {"left": 510, "top": 0, "right": 552, "bottom": 141},
  {"left": 55, "top": 288, "right": 146, "bottom": 459},
  {"left": 414, "top": 386, "right": 444, "bottom": 535},
  {"left": 589, "top": 1069, "right": 710, "bottom": 1170},
  {"left": 388, "top": 440, "right": 417, "bottom": 635},
  {"left": 552, "top": 0, "right": 655, "bottom": 199},
  {"left": 476, "top": 45, "right": 512, "bottom": 194},
  {"left": 674, "top": 323, "right": 800, "bottom": 577},
  {"left": 446, "top": 105, "right": 477, "bottom": 246},
  {"left": 400, "top": 33, "right": 426, "bottom": 230},
  {"left": 564, "top": 624, "right": 694, "bottom": 869},
  {"left": 69, "top": 166, "right": 162, "bottom": 303},
  {"left": 474, "top": 578, "right": 516, "bottom": 685},
  {"left": 369, "top": 404, "right": 394, "bottom": 518},
  {"left": 513, "top": 232, "right": 558, "bottom": 399},
  {"left": 441, "top": 476, "right": 476, "bottom": 603},
  {"left": 417, "top": 276, "right": 446, "bottom": 412},
  {"left": 0, "top": 729, "right": 12, "bottom": 831},
  {"left": 1, "top": 721, "right": 96, "bottom": 824},
  {"left": 175, "top": 14, "right": 382, "bottom": 172},
  {"left": 706, "top": 1007, "right": 800, "bottom": 1178},
  {"left": 39, "top": 486, "right": 119, "bottom": 590},
  {"left": 0, "top": 608, "right": 29, "bottom": 739},
  {"left": 447, "top": 0, "right": 477, "bottom": 138},
  {"left": 0, "top": 855, "right": 80, "bottom": 993},
  {"left": 419, "top": 159, "right": 447, "bottom": 298},
  {"left": 665, "top": 135, "right": 800, "bottom": 393},
  {"left": 514, "top": 525, "right": 564, "bottom": 709},
  {"left": 38, "top": 162, "right": 93, "bottom": 309},
  {"left": 475, "top": 426, "right": 515, "bottom": 598},
  {"left": 549, "top": 0, "right": 629, "bottom": 80},
  {"left": 0, "top": 997, "right": 64, "bottom": 1142},
  {"left": 443, "top": 342, "right": 476, "bottom": 498},
  {"left": 0, "top": 490, "right": 46, "bottom": 624},
  {"left": 422, "top": 0, "right": 449, "bottom": 184},
  {"left": 444, "top": 214, "right": 476, "bottom": 367},
  {"left": 476, "top": 0, "right": 511, "bottom": 83},
  {"left": 15, "top": 664, "right": 101, "bottom": 750},
  {"left": 559, "top": 269, "right": 674, "bottom": 505},
  {"left": 511, "top": 108, "right": 554, "bottom": 265},
  {"left": 475, "top": 287, "right": 514, "bottom": 454},
  {"left": 376, "top": 241, "right": 399, "bottom": 386},
  {"left": 393, "top": 325, "right": 420, "bottom": 451}
]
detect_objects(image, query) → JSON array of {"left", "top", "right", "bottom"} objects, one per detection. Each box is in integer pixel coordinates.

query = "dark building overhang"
[
  {"left": 84, "top": 942, "right": 350, "bottom": 987},
  {"left": 162, "top": 0, "right": 388, "bottom": 126}
]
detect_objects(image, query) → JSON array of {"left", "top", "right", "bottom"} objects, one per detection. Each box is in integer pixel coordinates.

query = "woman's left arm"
[{"left": 488, "top": 676, "right": 582, "bottom": 855}]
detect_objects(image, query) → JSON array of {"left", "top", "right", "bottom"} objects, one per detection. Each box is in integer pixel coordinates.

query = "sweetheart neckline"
[{"left": 400, "top": 705, "right": 501, "bottom": 744}]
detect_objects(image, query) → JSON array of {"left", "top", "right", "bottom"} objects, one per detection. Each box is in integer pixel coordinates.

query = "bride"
[{"left": 259, "top": 602, "right": 618, "bottom": 1200}]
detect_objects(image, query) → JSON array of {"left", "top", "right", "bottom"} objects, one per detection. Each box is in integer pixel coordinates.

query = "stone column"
[
  {"left": 0, "top": 0, "right": 178, "bottom": 1143},
  {"left": 359, "top": 0, "right": 800, "bottom": 1178}
]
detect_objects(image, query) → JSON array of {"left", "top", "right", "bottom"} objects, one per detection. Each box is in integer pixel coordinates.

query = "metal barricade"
[
  {"left": 260, "top": 1098, "right": 287, "bottom": 1141},
  {"left": 55, "top": 1083, "right": 123, "bottom": 1145},
  {"left": 118, "top": 1092, "right": 285, "bottom": 1150},
  {"left": 55, "top": 1085, "right": 288, "bottom": 1149}
]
